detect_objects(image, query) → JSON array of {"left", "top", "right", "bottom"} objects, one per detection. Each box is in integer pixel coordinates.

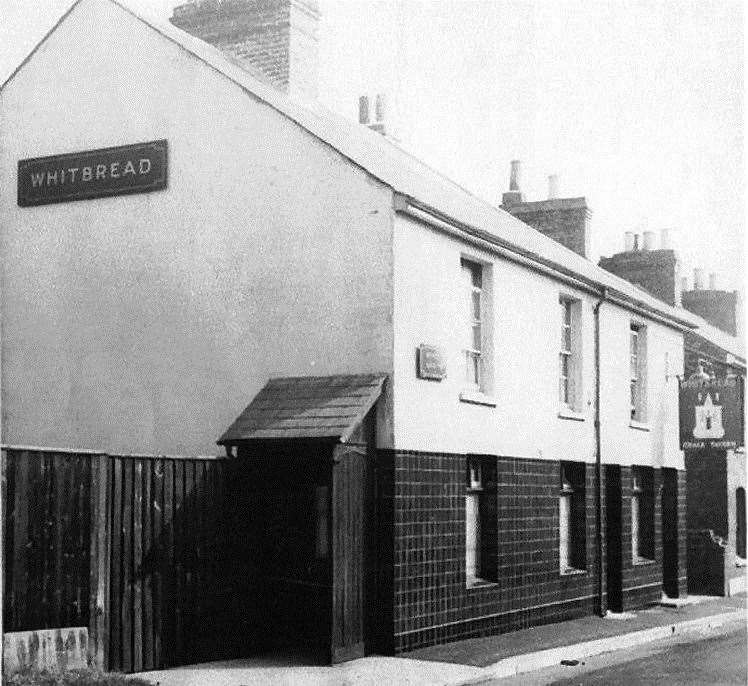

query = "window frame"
[
  {"left": 465, "top": 456, "right": 498, "bottom": 586},
  {"left": 629, "top": 323, "right": 647, "bottom": 423},
  {"left": 459, "top": 258, "right": 494, "bottom": 402},
  {"left": 558, "top": 296, "right": 583, "bottom": 413},
  {"left": 559, "top": 461, "right": 587, "bottom": 574}
]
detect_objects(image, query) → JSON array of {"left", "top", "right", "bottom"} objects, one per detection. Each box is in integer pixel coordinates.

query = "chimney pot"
[
  {"left": 509, "top": 160, "right": 521, "bottom": 192},
  {"left": 709, "top": 273, "right": 718, "bottom": 290},
  {"left": 375, "top": 93, "right": 386, "bottom": 122},
  {"left": 694, "top": 268, "right": 704, "bottom": 290},
  {"left": 660, "top": 228, "right": 672, "bottom": 250},
  {"left": 358, "top": 95, "right": 369, "bottom": 124},
  {"left": 547, "top": 174, "right": 559, "bottom": 200},
  {"left": 633, "top": 234, "right": 640, "bottom": 251},
  {"left": 624, "top": 231, "right": 635, "bottom": 252},
  {"left": 642, "top": 231, "right": 655, "bottom": 251},
  {"left": 680, "top": 276, "right": 688, "bottom": 293}
]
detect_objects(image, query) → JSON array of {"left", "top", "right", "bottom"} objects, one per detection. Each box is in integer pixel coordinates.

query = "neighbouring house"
[
  {"left": 599, "top": 235, "right": 746, "bottom": 598},
  {"left": 1, "top": 0, "right": 700, "bottom": 673}
]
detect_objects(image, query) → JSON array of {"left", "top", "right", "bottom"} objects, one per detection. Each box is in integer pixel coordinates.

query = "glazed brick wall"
[
  {"left": 382, "top": 451, "right": 601, "bottom": 653},
  {"left": 677, "top": 470, "right": 689, "bottom": 597}
]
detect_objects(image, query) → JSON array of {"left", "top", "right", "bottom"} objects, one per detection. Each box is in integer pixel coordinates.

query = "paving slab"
[
  {"left": 404, "top": 595, "right": 746, "bottom": 668},
  {"left": 133, "top": 595, "right": 746, "bottom": 686}
]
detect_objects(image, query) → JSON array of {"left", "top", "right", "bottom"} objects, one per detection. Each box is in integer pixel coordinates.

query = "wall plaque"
[
  {"left": 417, "top": 344, "right": 446, "bottom": 381},
  {"left": 18, "top": 140, "right": 168, "bottom": 207},
  {"left": 679, "top": 376, "right": 744, "bottom": 450}
]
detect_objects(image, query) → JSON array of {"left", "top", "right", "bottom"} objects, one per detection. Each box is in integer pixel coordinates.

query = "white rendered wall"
[
  {"left": 0, "top": 0, "right": 394, "bottom": 455},
  {"left": 392, "top": 214, "right": 684, "bottom": 470}
]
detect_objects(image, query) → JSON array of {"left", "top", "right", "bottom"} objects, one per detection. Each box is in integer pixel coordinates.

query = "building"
[
  {"left": 599, "top": 236, "right": 746, "bottom": 598},
  {"left": 0, "top": 0, "right": 699, "bottom": 668}
]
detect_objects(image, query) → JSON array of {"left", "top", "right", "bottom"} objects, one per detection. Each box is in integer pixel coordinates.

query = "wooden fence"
[{"left": 2, "top": 447, "right": 238, "bottom": 673}]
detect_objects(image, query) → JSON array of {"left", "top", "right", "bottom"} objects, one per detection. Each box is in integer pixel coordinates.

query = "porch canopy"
[{"left": 217, "top": 374, "right": 386, "bottom": 446}]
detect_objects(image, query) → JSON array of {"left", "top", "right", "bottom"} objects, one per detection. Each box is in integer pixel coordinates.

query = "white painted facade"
[
  {"left": 0, "top": 0, "right": 688, "bottom": 470},
  {"left": 392, "top": 213, "right": 684, "bottom": 469},
  {"left": 0, "top": 0, "right": 394, "bottom": 455}
]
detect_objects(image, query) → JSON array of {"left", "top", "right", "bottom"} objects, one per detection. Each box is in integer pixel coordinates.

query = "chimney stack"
[
  {"left": 547, "top": 174, "right": 559, "bottom": 200},
  {"left": 598, "top": 229, "right": 680, "bottom": 306},
  {"left": 693, "top": 268, "right": 704, "bottom": 290},
  {"left": 501, "top": 161, "right": 590, "bottom": 258},
  {"left": 170, "top": 0, "right": 320, "bottom": 101},
  {"left": 358, "top": 93, "right": 392, "bottom": 137}
]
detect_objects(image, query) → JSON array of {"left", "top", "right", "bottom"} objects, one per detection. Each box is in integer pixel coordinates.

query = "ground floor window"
[
  {"left": 631, "top": 466, "right": 655, "bottom": 562},
  {"left": 465, "top": 456, "right": 497, "bottom": 585},
  {"left": 559, "top": 461, "right": 586, "bottom": 572}
]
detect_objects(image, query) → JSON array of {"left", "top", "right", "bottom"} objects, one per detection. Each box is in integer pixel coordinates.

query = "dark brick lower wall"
[{"left": 376, "top": 450, "right": 685, "bottom": 653}]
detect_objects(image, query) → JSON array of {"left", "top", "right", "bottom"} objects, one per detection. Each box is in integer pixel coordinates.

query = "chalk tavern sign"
[
  {"left": 18, "top": 140, "right": 168, "bottom": 207},
  {"left": 679, "top": 375, "right": 744, "bottom": 451}
]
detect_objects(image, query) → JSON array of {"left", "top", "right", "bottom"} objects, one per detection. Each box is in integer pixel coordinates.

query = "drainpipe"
[{"left": 594, "top": 288, "right": 607, "bottom": 617}]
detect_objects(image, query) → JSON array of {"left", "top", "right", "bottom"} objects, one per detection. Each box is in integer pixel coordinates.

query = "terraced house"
[{"left": 0, "top": 0, "right": 703, "bottom": 673}]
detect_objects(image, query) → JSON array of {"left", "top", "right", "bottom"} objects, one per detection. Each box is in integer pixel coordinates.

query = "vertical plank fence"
[{"left": 2, "top": 447, "right": 233, "bottom": 674}]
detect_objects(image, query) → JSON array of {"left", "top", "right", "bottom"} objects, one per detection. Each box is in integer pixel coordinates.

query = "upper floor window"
[
  {"left": 462, "top": 259, "right": 484, "bottom": 391},
  {"left": 630, "top": 324, "right": 647, "bottom": 421},
  {"left": 559, "top": 297, "right": 582, "bottom": 410}
]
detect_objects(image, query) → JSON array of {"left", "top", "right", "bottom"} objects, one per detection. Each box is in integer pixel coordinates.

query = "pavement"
[{"left": 135, "top": 594, "right": 746, "bottom": 686}]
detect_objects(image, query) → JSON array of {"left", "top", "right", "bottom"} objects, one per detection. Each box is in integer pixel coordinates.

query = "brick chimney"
[
  {"left": 170, "top": 0, "right": 320, "bottom": 100},
  {"left": 500, "top": 162, "right": 591, "bottom": 259},
  {"left": 598, "top": 229, "right": 680, "bottom": 306},
  {"left": 681, "top": 271, "right": 739, "bottom": 336}
]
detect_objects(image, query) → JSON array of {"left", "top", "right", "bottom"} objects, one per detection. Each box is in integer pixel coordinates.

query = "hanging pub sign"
[
  {"left": 679, "top": 375, "right": 744, "bottom": 450},
  {"left": 18, "top": 140, "right": 168, "bottom": 207}
]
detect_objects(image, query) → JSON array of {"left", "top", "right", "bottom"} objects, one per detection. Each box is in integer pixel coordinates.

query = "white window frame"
[
  {"left": 465, "top": 458, "right": 483, "bottom": 585},
  {"left": 558, "top": 297, "right": 583, "bottom": 413},
  {"left": 460, "top": 258, "right": 494, "bottom": 403},
  {"left": 463, "top": 259, "right": 483, "bottom": 391},
  {"left": 629, "top": 323, "right": 647, "bottom": 422}
]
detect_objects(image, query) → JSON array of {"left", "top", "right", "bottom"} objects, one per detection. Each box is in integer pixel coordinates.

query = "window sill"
[
  {"left": 633, "top": 556, "right": 656, "bottom": 566},
  {"left": 560, "top": 567, "right": 587, "bottom": 577},
  {"left": 629, "top": 420, "right": 651, "bottom": 432},
  {"left": 466, "top": 578, "right": 499, "bottom": 589},
  {"left": 558, "top": 407, "right": 586, "bottom": 422},
  {"left": 736, "top": 557, "right": 747, "bottom": 568},
  {"left": 459, "top": 391, "right": 497, "bottom": 407}
]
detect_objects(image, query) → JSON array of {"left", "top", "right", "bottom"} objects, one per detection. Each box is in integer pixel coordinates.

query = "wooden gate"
[{"left": 3, "top": 447, "right": 234, "bottom": 674}]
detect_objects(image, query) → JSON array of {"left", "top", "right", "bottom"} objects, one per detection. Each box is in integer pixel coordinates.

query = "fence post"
[{"left": 89, "top": 455, "right": 111, "bottom": 670}]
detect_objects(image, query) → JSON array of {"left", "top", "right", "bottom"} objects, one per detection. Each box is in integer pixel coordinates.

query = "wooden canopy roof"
[{"left": 217, "top": 374, "right": 386, "bottom": 445}]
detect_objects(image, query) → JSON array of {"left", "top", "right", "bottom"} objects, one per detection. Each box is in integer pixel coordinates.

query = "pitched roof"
[
  {"left": 1, "top": 0, "right": 701, "bottom": 331},
  {"left": 217, "top": 374, "right": 386, "bottom": 444}
]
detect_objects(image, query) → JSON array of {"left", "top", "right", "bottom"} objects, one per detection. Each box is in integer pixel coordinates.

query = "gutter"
[
  {"left": 396, "top": 196, "right": 697, "bottom": 332},
  {"left": 593, "top": 289, "right": 606, "bottom": 616}
]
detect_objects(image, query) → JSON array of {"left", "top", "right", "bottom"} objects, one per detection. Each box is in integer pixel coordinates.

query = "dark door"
[
  {"left": 661, "top": 468, "right": 679, "bottom": 598},
  {"left": 605, "top": 465, "right": 623, "bottom": 613},
  {"left": 331, "top": 445, "right": 370, "bottom": 663}
]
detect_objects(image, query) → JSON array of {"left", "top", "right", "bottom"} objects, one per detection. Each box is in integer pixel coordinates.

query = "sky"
[{"left": 0, "top": 0, "right": 744, "bottom": 292}]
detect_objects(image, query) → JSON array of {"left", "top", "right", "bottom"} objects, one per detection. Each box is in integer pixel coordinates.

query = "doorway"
[{"left": 605, "top": 465, "right": 623, "bottom": 612}]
